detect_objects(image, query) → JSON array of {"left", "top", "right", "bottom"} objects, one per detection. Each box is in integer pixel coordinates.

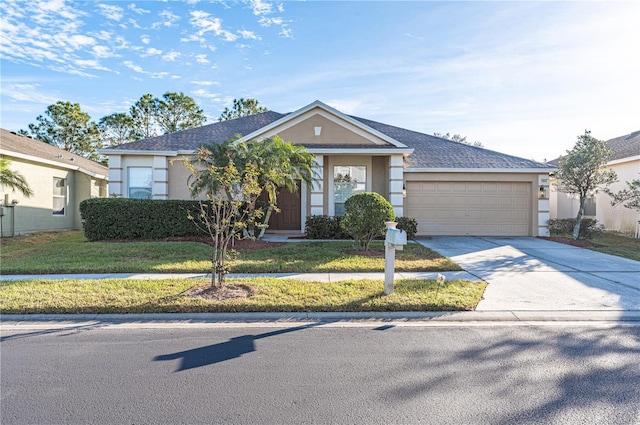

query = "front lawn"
[
  {"left": 0, "top": 231, "right": 461, "bottom": 274},
  {"left": 0, "top": 277, "right": 486, "bottom": 314},
  {"left": 545, "top": 232, "right": 640, "bottom": 262},
  {"left": 588, "top": 232, "right": 640, "bottom": 261}
]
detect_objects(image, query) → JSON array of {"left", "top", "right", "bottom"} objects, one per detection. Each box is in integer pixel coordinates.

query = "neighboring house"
[
  {"left": 100, "top": 100, "right": 555, "bottom": 237},
  {"left": 0, "top": 128, "right": 108, "bottom": 237},
  {"left": 550, "top": 130, "right": 640, "bottom": 236}
]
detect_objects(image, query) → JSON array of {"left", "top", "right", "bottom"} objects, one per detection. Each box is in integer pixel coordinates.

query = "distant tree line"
[{"left": 19, "top": 96, "right": 266, "bottom": 163}]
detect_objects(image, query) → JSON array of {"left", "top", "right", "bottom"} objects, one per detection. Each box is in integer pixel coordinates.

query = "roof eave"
[
  {"left": 0, "top": 149, "right": 108, "bottom": 179},
  {"left": 99, "top": 149, "right": 179, "bottom": 156},
  {"left": 404, "top": 167, "right": 557, "bottom": 173},
  {"left": 307, "top": 147, "right": 413, "bottom": 155}
]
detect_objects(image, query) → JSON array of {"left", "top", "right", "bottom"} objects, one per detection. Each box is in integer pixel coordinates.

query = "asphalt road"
[{"left": 2, "top": 322, "right": 639, "bottom": 425}]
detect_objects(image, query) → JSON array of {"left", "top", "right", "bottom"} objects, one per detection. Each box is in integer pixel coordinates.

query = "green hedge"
[
  {"left": 305, "top": 215, "right": 419, "bottom": 240},
  {"left": 304, "top": 215, "right": 350, "bottom": 239},
  {"left": 80, "top": 198, "right": 208, "bottom": 241},
  {"left": 396, "top": 217, "right": 418, "bottom": 240},
  {"left": 547, "top": 217, "right": 604, "bottom": 240}
]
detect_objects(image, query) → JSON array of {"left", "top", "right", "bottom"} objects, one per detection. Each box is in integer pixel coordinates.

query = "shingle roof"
[
  {"left": 606, "top": 130, "right": 640, "bottom": 161},
  {"left": 351, "top": 116, "right": 552, "bottom": 169},
  {"left": 102, "top": 108, "right": 553, "bottom": 170},
  {"left": 549, "top": 130, "right": 640, "bottom": 165},
  {"left": 106, "top": 111, "right": 286, "bottom": 152},
  {"left": 0, "top": 128, "right": 108, "bottom": 177}
]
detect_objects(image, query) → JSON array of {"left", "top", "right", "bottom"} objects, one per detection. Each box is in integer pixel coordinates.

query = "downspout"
[{"left": 1, "top": 194, "right": 17, "bottom": 237}]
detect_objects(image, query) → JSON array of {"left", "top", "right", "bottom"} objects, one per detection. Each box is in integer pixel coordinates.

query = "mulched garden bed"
[{"left": 181, "top": 284, "right": 254, "bottom": 301}]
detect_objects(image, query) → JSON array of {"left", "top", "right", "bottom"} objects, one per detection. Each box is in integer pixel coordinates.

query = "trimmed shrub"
[
  {"left": 80, "top": 198, "right": 208, "bottom": 241},
  {"left": 396, "top": 216, "right": 418, "bottom": 240},
  {"left": 304, "top": 215, "right": 350, "bottom": 239},
  {"left": 340, "top": 192, "right": 396, "bottom": 250},
  {"left": 547, "top": 217, "right": 604, "bottom": 240}
]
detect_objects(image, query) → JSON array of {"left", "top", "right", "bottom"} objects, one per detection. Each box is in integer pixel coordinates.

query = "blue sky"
[{"left": 1, "top": 0, "right": 638, "bottom": 162}]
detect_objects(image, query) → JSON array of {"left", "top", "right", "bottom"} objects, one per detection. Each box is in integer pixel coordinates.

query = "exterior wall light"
[{"left": 539, "top": 185, "right": 548, "bottom": 199}]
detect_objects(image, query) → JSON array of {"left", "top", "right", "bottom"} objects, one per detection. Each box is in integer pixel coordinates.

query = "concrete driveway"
[{"left": 417, "top": 236, "right": 640, "bottom": 311}]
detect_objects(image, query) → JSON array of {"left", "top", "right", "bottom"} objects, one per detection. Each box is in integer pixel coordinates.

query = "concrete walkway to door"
[{"left": 416, "top": 236, "right": 640, "bottom": 311}]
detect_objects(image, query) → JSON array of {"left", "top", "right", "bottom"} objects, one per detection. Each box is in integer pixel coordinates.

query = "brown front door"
[{"left": 259, "top": 184, "right": 302, "bottom": 231}]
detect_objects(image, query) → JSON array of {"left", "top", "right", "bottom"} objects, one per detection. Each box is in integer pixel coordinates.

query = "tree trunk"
[
  {"left": 257, "top": 206, "right": 274, "bottom": 239},
  {"left": 573, "top": 197, "right": 586, "bottom": 240}
]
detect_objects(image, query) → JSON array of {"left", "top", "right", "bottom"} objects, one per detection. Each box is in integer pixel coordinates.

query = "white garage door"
[{"left": 405, "top": 181, "right": 531, "bottom": 236}]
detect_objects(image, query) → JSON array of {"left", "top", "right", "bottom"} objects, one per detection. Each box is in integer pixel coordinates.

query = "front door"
[{"left": 259, "top": 184, "right": 302, "bottom": 231}]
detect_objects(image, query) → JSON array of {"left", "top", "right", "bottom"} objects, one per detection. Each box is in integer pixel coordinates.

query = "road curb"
[{"left": 2, "top": 310, "right": 640, "bottom": 324}]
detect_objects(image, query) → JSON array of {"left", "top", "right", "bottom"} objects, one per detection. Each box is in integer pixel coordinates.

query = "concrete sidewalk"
[{"left": 0, "top": 271, "right": 475, "bottom": 282}]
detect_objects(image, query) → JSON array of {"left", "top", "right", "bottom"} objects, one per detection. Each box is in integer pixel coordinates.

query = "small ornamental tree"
[
  {"left": 606, "top": 179, "right": 640, "bottom": 213},
  {"left": 553, "top": 131, "right": 617, "bottom": 240},
  {"left": 184, "top": 144, "right": 262, "bottom": 287},
  {"left": 340, "top": 192, "right": 396, "bottom": 251}
]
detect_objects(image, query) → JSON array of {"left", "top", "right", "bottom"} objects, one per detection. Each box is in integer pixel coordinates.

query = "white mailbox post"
[{"left": 384, "top": 221, "right": 407, "bottom": 295}]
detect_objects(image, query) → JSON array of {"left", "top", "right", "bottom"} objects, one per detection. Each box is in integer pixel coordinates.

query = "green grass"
[
  {"left": 548, "top": 232, "right": 640, "bottom": 262},
  {"left": 588, "top": 232, "right": 640, "bottom": 261},
  {"left": 0, "top": 277, "right": 486, "bottom": 314},
  {"left": 0, "top": 231, "right": 460, "bottom": 274}
]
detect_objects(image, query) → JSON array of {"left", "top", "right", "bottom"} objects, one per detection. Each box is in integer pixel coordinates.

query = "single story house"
[
  {"left": 100, "top": 101, "right": 555, "bottom": 237},
  {"left": 550, "top": 130, "right": 640, "bottom": 236},
  {"left": 0, "top": 128, "right": 108, "bottom": 237}
]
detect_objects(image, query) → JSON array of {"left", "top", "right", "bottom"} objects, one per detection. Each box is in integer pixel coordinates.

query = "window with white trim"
[
  {"left": 334, "top": 165, "right": 366, "bottom": 216},
  {"left": 128, "top": 167, "right": 153, "bottom": 199},
  {"left": 52, "top": 177, "right": 66, "bottom": 216}
]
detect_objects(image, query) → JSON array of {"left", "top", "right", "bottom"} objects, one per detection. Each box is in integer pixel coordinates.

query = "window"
[
  {"left": 53, "top": 178, "right": 66, "bottom": 216},
  {"left": 128, "top": 167, "right": 152, "bottom": 199},
  {"left": 584, "top": 196, "right": 596, "bottom": 216},
  {"left": 334, "top": 165, "right": 366, "bottom": 216}
]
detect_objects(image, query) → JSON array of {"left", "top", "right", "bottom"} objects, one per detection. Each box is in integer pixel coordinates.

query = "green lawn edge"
[{"left": 0, "top": 277, "right": 487, "bottom": 314}]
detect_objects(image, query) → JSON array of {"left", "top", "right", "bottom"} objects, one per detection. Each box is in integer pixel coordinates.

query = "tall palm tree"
[
  {"left": 0, "top": 158, "right": 33, "bottom": 197},
  {"left": 249, "top": 136, "right": 316, "bottom": 237},
  {"left": 187, "top": 136, "right": 317, "bottom": 238}
]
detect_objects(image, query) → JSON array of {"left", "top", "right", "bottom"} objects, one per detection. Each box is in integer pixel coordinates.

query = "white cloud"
[
  {"left": 195, "top": 54, "right": 209, "bottom": 64},
  {"left": 91, "top": 30, "right": 112, "bottom": 41},
  {"left": 150, "top": 72, "right": 169, "bottom": 79},
  {"left": 191, "top": 80, "right": 219, "bottom": 86},
  {"left": 2, "top": 83, "right": 60, "bottom": 104},
  {"left": 97, "top": 4, "right": 124, "bottom": 21},
  {"left": 249, "top": 0, "right": 273, "bottom": 16},
  {"left": 127, "top": 18, "right": 142, "bottom": 29},
  {"left": 279, "top": 25, "right": 293, "bottom": 39},
  {"left": 192, "top": 88, "right": 221, "bottom": 100},
  {"left": 122, "top": 60, "right": 145, "bottom": 73},
  {"left": 128, "top": 3, "right": 150, "bottom": 14},
  {"left": 141, "top": 35, "right": 151, "bottom": 44},
  {"left": 152, "top": 9, "right": 180, "bottom": 29},
  {"left": 189, "top": 10, "right": 237, "bottom": 42},
  {"left": 239, "top": 30, "right": 260, "bottom": 40},
  {"left": 143, "top": 47, "right": 163, "bottom": 56},
  {"left": 74, "top": 58, "right": 112, "bottom": 72},
  {"left": 162, "top": 51, "right": 181, "bottom": 61}
]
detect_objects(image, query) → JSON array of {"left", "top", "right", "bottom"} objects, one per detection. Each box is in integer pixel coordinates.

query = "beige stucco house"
[
  {"left": 0, "top": 128, "right": 108, "bottom": 237},
  {"left": 550, "top": 130, "right": 640, "bottom": 236},
  {"left": 100, "top": 101, "right": 555, "bottom": 237}
]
